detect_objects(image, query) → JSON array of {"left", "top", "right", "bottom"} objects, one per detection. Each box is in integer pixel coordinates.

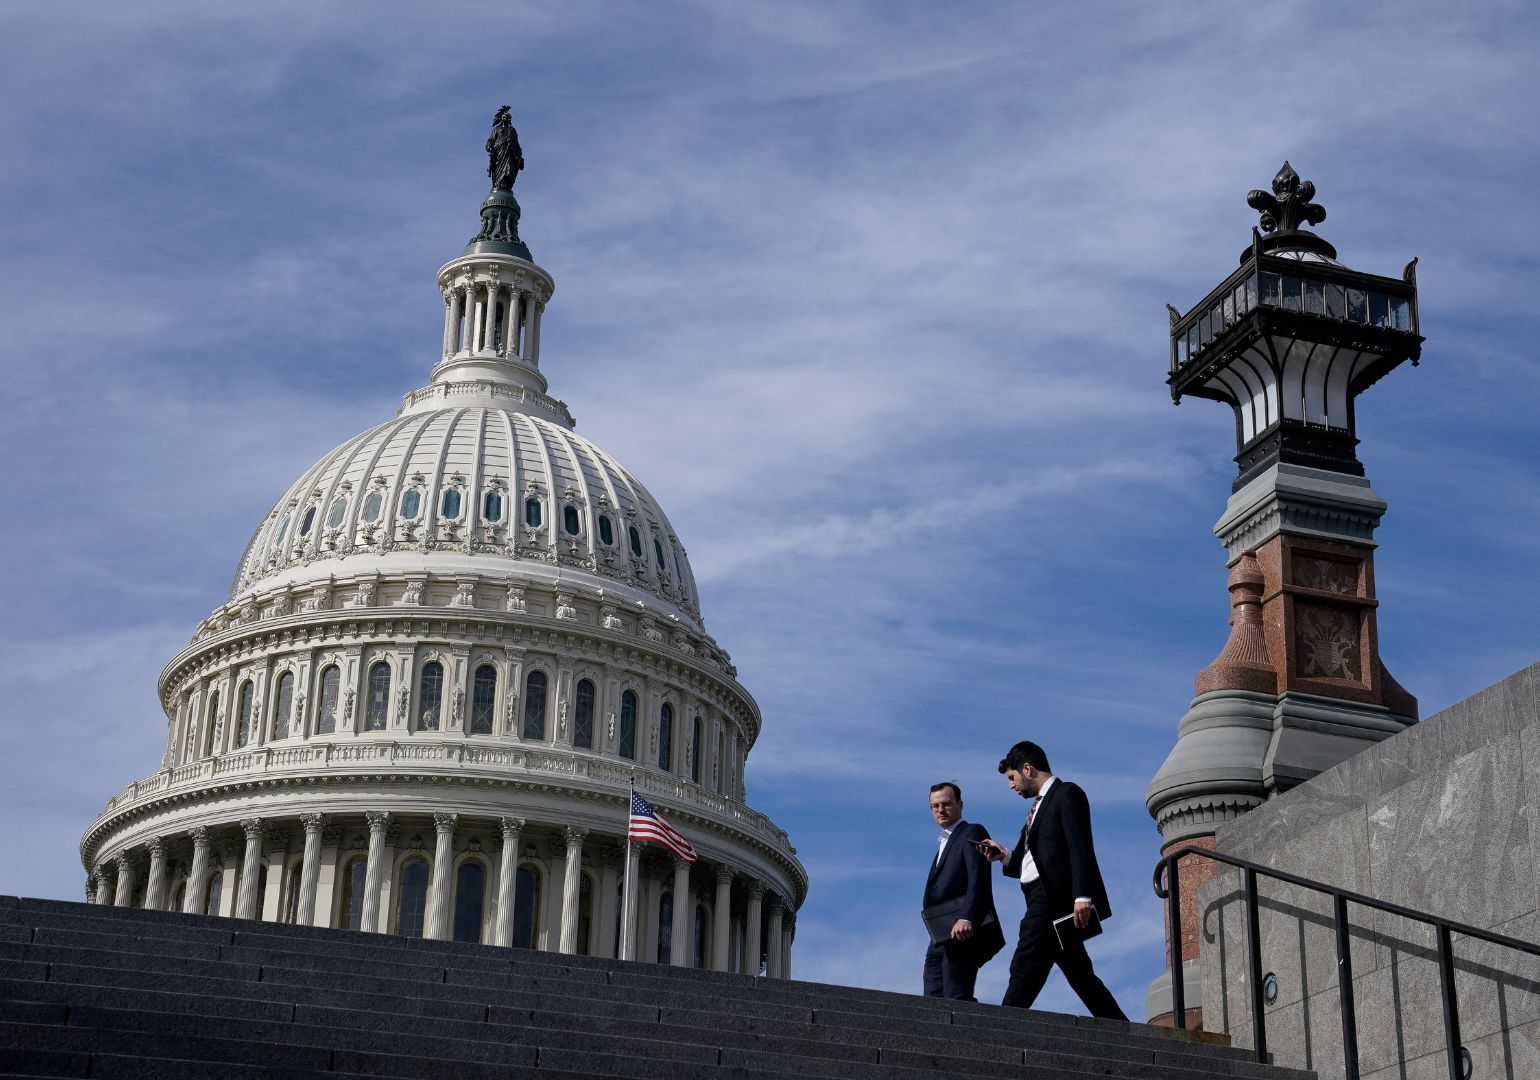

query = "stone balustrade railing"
[{"left": 94, "top": 743, "right": 793, "bottom": 853}]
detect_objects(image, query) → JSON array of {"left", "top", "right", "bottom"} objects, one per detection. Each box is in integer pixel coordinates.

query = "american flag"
[{"left": 628, "top": 790, "right": 696, "bottom": 861}]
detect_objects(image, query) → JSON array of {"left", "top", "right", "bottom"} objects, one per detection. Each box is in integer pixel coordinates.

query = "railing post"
[
  {"left": 1244, "top": 868, "right": 1268, "bottom": 1064},
  {"left": 1163, "top": 855, "right": 1186, "bottom": 1029},
  {"left": 1436, "top": 925, "right": 1462, "bottom": 1080},
  {"left": 1333, "top": 893, "right": 1360, "bottom": 1080}
]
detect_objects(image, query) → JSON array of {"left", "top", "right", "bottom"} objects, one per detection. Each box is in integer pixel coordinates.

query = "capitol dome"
[{"left": 79, "top": 112, "right": 805, "bottom": 976}]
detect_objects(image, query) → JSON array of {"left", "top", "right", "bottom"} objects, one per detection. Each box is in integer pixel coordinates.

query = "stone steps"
[{"left": 0, "top": 896, "right": 1316, "bottom": 1080}]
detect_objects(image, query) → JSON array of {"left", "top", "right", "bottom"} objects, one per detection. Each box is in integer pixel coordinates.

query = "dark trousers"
[
  {"left": 923, "top": 939, "right": 980, "bottom": 1001},
  {"left": 1001, "top": 879, "right": 1126, "bottom": 1020}
]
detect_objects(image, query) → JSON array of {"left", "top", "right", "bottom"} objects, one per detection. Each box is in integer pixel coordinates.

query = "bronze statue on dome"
[{"left": 486, "top": 105, "right": 524, "bottom": 191}]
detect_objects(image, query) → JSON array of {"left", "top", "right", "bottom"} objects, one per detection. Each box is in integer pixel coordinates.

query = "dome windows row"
[{"left": 183, "top": 657, "right": 741, "bottom": 796}]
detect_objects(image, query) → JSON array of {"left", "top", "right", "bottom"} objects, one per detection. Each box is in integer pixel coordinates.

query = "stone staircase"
[{"left": 0, "top": 896, "right": 1314, "bottom": 1079}]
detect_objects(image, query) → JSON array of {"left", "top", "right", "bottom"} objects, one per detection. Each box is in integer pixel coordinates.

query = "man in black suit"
[
  {"left": 922, "top": 781, "right": 1003, "bottom": 1001},
  {"left": 978, "top": 742, "right": 1127, "bottom": 1019}
]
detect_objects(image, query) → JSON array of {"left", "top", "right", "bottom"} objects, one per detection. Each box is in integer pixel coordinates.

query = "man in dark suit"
[
  {"left": 922, "top": 781, "right": 1003, "bottom": 1001},
  {"left": 978, "top": 741, "right": 1127, "bottom": 1019}
]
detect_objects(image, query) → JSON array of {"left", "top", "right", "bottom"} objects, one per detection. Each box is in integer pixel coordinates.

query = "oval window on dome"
[
  {"left": 654, "top": 538, "right": 667, "bottom": 571},
  {"left": 598, "top": 515, "right": 614, "bottom": 546},
  {"left": 442, "top": 489, "right": 462, "bottom": 519},
  {"left": 401, "top": 489, "right": 422, "bottom": 520},
  {"left": 628, "top": 526, "right": 643, "bottom": 558},
  {"left": 326, "top": 497, "right": 347, "bottom": 529},
  {"left": 275, "top": 515, "right": 291, "bottom": 547},
  {"left": 564, "top": 505, "right": 580, "bottom": 536},
  {"left": 483, "top": 492, "right": 503, "bottom": 523},
  {"left": 299, "top": 506, "right": 317, "bottom": 537},
  {"left": 361, "top": 492, "right": 383, "bottom": 523},
  {"left": 525, "top": 498, "right": 543, "bottom": 528}
]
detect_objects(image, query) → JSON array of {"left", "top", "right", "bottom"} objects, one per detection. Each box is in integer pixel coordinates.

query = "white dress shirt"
[{"left": 1018, "top": 776, "right": 1093, "bottom": 905}]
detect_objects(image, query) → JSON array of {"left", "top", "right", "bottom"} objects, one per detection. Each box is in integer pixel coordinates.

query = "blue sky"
[{"left": 3, "top": 1, "right": 1539, "bottom": 1015}]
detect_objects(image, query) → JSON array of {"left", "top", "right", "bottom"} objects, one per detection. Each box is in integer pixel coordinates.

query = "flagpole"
[{"left": 619, "top": 777, "right": 636, "bottom": 961}]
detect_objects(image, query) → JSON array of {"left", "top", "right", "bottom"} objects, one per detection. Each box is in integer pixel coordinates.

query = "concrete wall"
[{"left": 1196, "top": 661, "right": 1540, "bottom": 1079}]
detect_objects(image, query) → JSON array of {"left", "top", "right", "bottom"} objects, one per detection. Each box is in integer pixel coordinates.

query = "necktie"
[{"left": 1025, "top": 796, "right": 1041, "bottom": 835}]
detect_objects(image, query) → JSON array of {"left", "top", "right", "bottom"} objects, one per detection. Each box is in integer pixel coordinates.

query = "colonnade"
[
  {"left": 441, "top": 277, "right": 543, "bottom": 364},
  {"left": 87, "top": 811, "right": 796, "bottom": 978}
]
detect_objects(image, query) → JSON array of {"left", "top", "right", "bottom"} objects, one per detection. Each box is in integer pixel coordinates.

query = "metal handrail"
[{"left": 1154, "top": 845, "right": 1540, "bottom": 1080}]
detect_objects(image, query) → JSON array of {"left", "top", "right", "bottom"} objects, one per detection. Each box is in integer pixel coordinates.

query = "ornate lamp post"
[{"left": 1145, "top": 163, "right": 1423, "bottom": 1025}]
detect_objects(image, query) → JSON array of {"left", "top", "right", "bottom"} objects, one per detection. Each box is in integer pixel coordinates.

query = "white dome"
[{"left": 232, "top": 406, "right": 702, "bottom": 628}]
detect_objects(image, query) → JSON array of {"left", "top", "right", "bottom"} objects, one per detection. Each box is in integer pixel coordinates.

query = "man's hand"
[
  {"left": 1072, "top": 900, "right": 1094, "bottom": 929},
  {"left": 975, "top": 839, "right": 1008, "bottom": 862},
  {"left": 950, "top": 918, "right": 974, "bottom": 942}
]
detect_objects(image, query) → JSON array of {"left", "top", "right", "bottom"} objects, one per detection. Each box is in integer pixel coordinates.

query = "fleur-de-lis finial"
[{"left": 1247, "top": 162, "right": 1327, "bottom": 236}]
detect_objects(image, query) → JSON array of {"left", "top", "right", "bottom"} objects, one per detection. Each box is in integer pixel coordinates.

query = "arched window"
[
  {"left": 366, "top": 662, "right": 390, "bottom": 731},
  {"left": 573, "top": 679, "right": 595, "bottom": 750},
  {"left": 396, "top": 857, "right": 430, "bottom": 937},
  {"left": 236, "top": 680, "right": 255, "bottom": 748},
  {"left": 692, "top": 715, "right": 704, "bottom": 783},
  {"left": 453, "top": 860, "right": 487, "bottom": 943},
  {"left": 578, "top": 873, "right": 595, "bottom": 956},
  {"left": 522, "top": 670, "right": 546, "bottom": 740},
  {"left": 628, "top": 525, "right": 643, "bottom": 558},
  {"left": 442, "top": 488, "right": 462, "bottom": 518},
  {"left": 401, "top": 489, "right": 422, "bottom": 520},
  {"left": 273, "top": 672, "right": 294, "bottom": 740},
  {"left": 563, "top": 505, "right": 580, "bottom": 535},
  {"left": 483, "top": 491, "right": 503, "bottom": 523},
  {"left": 513, "top": 865, "right": 538, "bottom": 949},
  {"left": 318, "top": 666, "right": 339, "bottom": 734},
  {"left": 658, "top": 703, "right": 674, "bottom": 772},
  {"left": 695, "top": 902, "right": 709, "bottom": 968},
  {"left": 470, "top": 666, "right": 496, "bottom": 735},
  {"left": 204, "top": 870, "right": 224, "bottom": 916},
  {"left": 524, "top": 498, "right": 542, "bottom": 528},
  {"left": 338, "top": 856, "right": 367, "bottom": 931},
  {"left": 598, "top": 515, "right": 614, "bottom": 546},
  {"left": 205, "top": 689, "right": 220, "bottom": 755},
  {"left": 417, "top": 661, "right": 443, "bottom": 731},
  {"left": 657, "top": 891, "right": 673, "bottom": 964},
  {"left": 619, "top": 690, "right": 637, "bottom": 760}
]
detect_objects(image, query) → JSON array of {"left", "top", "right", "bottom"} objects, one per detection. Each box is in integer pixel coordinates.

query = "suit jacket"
[
  {"left": 1001, "top": 779, "right": 1112, "bottom": 921},
  {"left": 924, "top": 820, "right": 999, "bottom": 931}
]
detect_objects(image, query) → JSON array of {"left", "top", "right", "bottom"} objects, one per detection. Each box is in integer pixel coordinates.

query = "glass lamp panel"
[
  {"left": 1259, "top": 271, "right": 1282, "bottom": 306},
  {"left": 574, "top": 679, "right": 595, "bottom": 749},
  {"left": 1186, "top": 326, "right": 1198, "bottom": 358},
  {"left": 1391, "top": 296, "right": 1410, "bottom": 330},
  {"left": 1304, "top": 279, "right": 1324, "bottom": 316},
  {"left": 417, "top": 662, "right": 442, "bottom": 731},
  {"left": 1282, "top": 276, "right": 1302, "bottom": 312},
  {"left": 1222, "top": 295, "right": 1235, "bottom": 326},
  {"left": 1347, "top": 288, "right": 1368, "bottom": 323},
  {"left": 1198, "top": 317, "right": 1211, "bottom": 347},
  {"left": 1325, "top": 284, "right": 1346, "bottom": 319},
  {"left": 1245, "top": 274, "right": 1258, "bottom": 311},
  {"left": 1369, "top": 293, "right": 1390, "bottom": 328},
  {"left": 522, "top": 670, "right": 546, "bottom": 740},
  {"left": 471, "top": 666, "right": 496, "bottom": 735}
]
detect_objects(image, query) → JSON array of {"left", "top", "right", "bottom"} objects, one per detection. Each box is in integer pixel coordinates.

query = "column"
[
  {"left": 143, "top": 837, "right": 169, "bottom": 912},
  {"left": 111, "top": 852, "right": 139, "bottom": 908},
  {"left": 529, "top": 300, "right": 543, "bottom": 362},
  {"left": 521, "top": 294, "right": 539, "bottom": 361},
  {"left": 619, "top": 840, "right": 641, "bottom": 960},
  {"left": 482, "top": 282, "right": 499, "bottom": 355},
  {"left": 442, "top": 291, "right": 458, "bottom": 358},
  {"left": 783, "top": 915, "right": 794, "bottom": 981},
  {"left": 236, "top": 818, "right": 265, "bottom": 920},
  {"left": 669, "top": 857, "right": 692, "bottom": 967},
  {"left": 493, "top": 816, "right": 524, "bottom": 947},
  {"left": 424, "top": 812, "right": 457, "bottom": 940},
  {"left": 296, "top": 813, "right": 326, "bottom": 926},
  {"left": 557, "top": 826, "right": 587, "bottom": 954},
  {"left": 765, "top": 894, "right": 785, "bottom": 979},
  {"left": 92, "top": 863, "right": 114, "bottom": 906},
  {"left": 359, "top": 811, "right": 391, "bottom": 933},
  {"left": 711, "top": 866, "right": 734, "bottom": 972},
  {"left": 184, "top": 826, "right": 213, "bottom": 914},
  {"left": 743, "top": 881, "right": 764, "bottom": 976}
]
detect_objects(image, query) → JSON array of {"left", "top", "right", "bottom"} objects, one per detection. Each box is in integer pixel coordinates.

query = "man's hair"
[
  {"left": 929, "top": 781, "right": 962, "bottom": 802},
  {"left": 998, "top": 741, "right": 1051, "bottom": 775}
]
